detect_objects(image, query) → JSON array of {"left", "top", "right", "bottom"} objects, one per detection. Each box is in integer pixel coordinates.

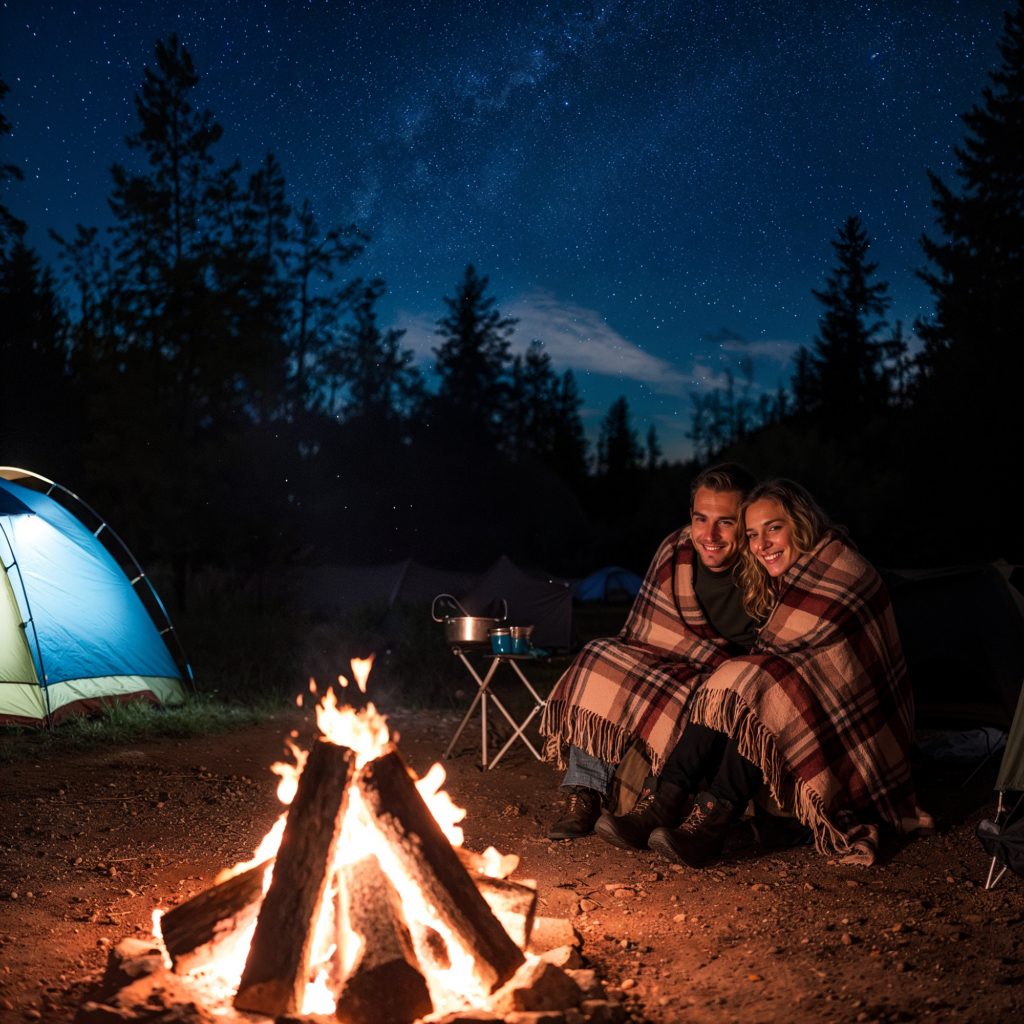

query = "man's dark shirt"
[{"left": 692, "top": 556, "right": 759, "bottom": 652}]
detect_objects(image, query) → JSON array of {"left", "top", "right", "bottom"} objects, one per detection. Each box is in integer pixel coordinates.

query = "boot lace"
[{"left": 679, "top": 800, "right": 709, "bottom": 835}]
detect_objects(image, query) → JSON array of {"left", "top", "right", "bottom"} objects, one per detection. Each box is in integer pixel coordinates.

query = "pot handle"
[
  {"left": 498, "top": 598, "right": 508, "bottom": 622},
  {"left": 432, "top": 593, "right": 471, "bottom": 622}
]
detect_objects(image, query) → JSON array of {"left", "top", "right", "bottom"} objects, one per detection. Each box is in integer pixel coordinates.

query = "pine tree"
[
  {"left": 0, "top": 74, "right": 26, "bottom": 250},
  {"left": 550, "top": 369, "right": 589, "bottom": 483},
  {"left": 917, "top": 1, "right": 1024, "bottom": 398},
  {"left": 597, "top": 396, "right": 642, "bottom": 476},
  {"left": 793, "top": 216, "right": 891, "bottom": 420},
  {"left": 328, "top": 278, "right": 421, "bottom": 420},
  {"left": 433, "top": 265, "right": 517, "bottom": 433},
  {"left": 645, "top": 424, "right": 662, "bottom": 470}
]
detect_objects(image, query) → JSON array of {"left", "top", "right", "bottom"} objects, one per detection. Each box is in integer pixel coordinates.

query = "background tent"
[
  {"left": 300, "top": 559, "right": 478, "bottom": 619},
  {"left": 458, "top": 555, "right": 576, "bottom": 652},
  {"left": 882, "top": 561, "right": 1024, "bottom": 728},
  {"left": 574, "top": 566, "right": 644, "bottom": 603},
  {"left": 0, "top": 476, "right": 187, "bottom": 726}
]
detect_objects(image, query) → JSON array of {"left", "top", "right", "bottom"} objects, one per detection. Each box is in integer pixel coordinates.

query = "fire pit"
[{"left": 75, "top": 691, "right": 617, "bottom": 1024}]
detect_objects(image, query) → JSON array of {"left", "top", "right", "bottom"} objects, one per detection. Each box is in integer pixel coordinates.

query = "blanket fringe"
[
  {"left": 689, "top": 688, "right": 854, "bottom": 857},
  {"left": 540, "top": 701, "right": 640, "bottom": 774}
]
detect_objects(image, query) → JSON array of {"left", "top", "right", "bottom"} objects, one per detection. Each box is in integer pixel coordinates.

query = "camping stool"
[{"left": 443, "top": 652, "right": 547, "bottom": 770}]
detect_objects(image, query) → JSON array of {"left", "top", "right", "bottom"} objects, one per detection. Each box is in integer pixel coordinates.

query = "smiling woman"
[{"left": 737, "top": 479, "right": 843, "bottom": 619}]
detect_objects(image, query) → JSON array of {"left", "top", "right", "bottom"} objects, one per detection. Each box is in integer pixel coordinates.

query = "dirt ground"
[{"left": 1, "top": 702, "right": 1021, "bottom": 1024}]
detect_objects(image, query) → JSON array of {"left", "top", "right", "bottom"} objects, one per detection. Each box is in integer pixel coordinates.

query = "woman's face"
[{"left": 745, "top": 498, "right": 800, "bottom": 577}]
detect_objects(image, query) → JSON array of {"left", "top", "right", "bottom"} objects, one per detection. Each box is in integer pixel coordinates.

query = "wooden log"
[
  {"left": 234, "top": 740, "right": 354, "bottom": 1017},
  {"left": 455, "top": 846, "right": 519, "bottom": 879},
  {"left": 356, "top": 750, "right": 525, "bottom": 993},
  {"left": 473, "top": 877, "right": 537, "bottom": 951},
  {"left": 159, "top": 859, "right": 271, "bottom": 974},
  {"left": 334, "top": 854, "right": 432, "bottom": 1024}
]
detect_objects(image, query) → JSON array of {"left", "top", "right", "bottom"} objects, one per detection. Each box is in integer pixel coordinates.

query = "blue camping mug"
[
  {"left": 490, "top": 627, "right": 512, "bottom": 655},
  {"left": 510, "top": 625, "right": 533, "bottom": 655}
]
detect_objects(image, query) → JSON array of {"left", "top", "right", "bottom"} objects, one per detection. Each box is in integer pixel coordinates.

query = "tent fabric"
[
  {"left": 0, "top": 477, "right": 185, "bottom": 726},
  {"left": 574, "top": 566, "right": 644, "bottom": 603},
  {"left": 301, "top": 554, "right": 578, "bottom": 652},
  {"left": 458, "top": 555, "right": 576, "bottom": 652},
  {"left": 996, "top": 679, "right": 1024, "bottom": 793},
  {"left": 300, "top": 559, "right": 478, "bottom": 619},
  {"left": 881, "top": 562, "right": 1024, "bottom": 727}
]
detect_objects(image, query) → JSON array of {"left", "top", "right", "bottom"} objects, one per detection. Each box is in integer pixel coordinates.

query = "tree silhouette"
[
  {"left": 792, "top": 216, "right": 891, "bottom": 420},
  {"left": 597, "top": 396, "right": 642, "bottom": 476},
  {"left": 917, "top": 1, "right": 1024, "bottom": 394},
  {"left": 0, "top": 74, "right": 26, "bottom": 249},
  {"left": 433, "top": 264, "right": 517, "bottom": 433},
  {"left": 328, "top": 278, "right": 421, "bottom": 420}
]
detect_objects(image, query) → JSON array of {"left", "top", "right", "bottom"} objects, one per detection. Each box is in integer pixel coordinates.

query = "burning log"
[
  {"left": 356, "top": 750, "right": 525, "bottom": 992},
  {"left": 159, "top": 859, "right": 271, "bottom": 974},
  {"left": 472, "top": 876, "right": 537, "bottom": 951},
  {"left": 334, "top": 854, "right": 433, "bottom": 1024},
  {"left": 234, "top": 740, "right": 355, "bottom": 1017}
]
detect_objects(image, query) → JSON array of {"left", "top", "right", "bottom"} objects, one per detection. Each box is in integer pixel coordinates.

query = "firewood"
[
  {"left": 356, "top": 750, "right": 525, "bottom": 992},
  {"left": 334, "top": 854, "right": 432, "bottom": 1024},
  {"left": 159, "top": 859, "right": 270, "bottom": 974},
  {"left": 473, "top": 876, "right": 537, "bottom": 951},
  {"left": 234, "top": 741, "right": 355, "bottom": 1017}
]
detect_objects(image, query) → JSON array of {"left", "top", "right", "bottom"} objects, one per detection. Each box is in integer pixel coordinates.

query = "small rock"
[
  {"left": 1, "top": 1000, "right": 13, "bottom": 1012},
  {"left": 490, "top": 961, "right": 582, "bottom": 1014},
  {"left": 856, "top": 1013, "right": 870, "bottom": 1022},
  {"left": 750, "top": 883, "right": 769, "bottom": 892},
  {"left": 579, "top": 899, "right": 598, "bottom": 913},
  {"left": 613, "top": 889, "right": 633, "bottom": 900},
  {"left": 620, "top": 979, "right": 635, "bottom": 990},
  {"left": 767, "top": 946, "right": 781, "bottom": 954},
  {"left": 891, "top": 922, "right": 905, "bottom": 933},
  {"left": 432, "top": 1013, "right": 500, "bottom": 1023},
  {"left": 23, "top": 1011, "right": 42, "bottom": 1021},
  {"left": 895, "top": 961, "right": 910, "bottom": 972},
  {"left": 946, "top": 876, "right": 956, "bottom": 884},
  {"left": 619, "top": 939, "right": 629, "bottom": 950},
  {"left": 541, "top": 946, "right": 584, "bottom": 970},
  {"left": 846, "top": 880, "right": 859, "bottom": 888},
  {"left": 673, "top": 913, "right": 686, "bottom": 923},
  {"left": 804, "top": 882, "right": 815, "bottom": 890},
  {"left": 841, "top": 933, "right": 855, "bottom": 946},
  {"left": 564, "top": 970, "right": 604, "bottom": 1000},
  {"left": 503, "top": 1013, "right": 565, "bottom": 1024},
  {"left": 642, "top": 872, "right": 661, "bottom": 882},
  {"left": 529, "top": 918, "right": 582, "bottom": 954},
  {"left": 669, "top": 864, "right": 683, "bottom": 872},
  {"left": 8, "top": 892, "right": 17, "bottom": 900},
  {"left": 747, "top": 974, "right": 763, "bottom": 982},
  {"left": 579, "top": 1001, "right": 627, "bottom": 1024}
]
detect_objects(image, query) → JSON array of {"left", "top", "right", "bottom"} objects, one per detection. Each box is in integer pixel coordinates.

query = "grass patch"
[{"left": 0, "top": 695, "right": 279, "bottom": 764}]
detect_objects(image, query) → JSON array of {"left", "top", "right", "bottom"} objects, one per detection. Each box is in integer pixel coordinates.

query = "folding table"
[{"left": 443, "top": 650, "right": 548, "bottom": 769}]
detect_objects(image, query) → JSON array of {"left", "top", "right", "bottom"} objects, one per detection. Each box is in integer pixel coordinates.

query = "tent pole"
[{"left": 0, "top": 521, "right": 53, "bottom": 730}]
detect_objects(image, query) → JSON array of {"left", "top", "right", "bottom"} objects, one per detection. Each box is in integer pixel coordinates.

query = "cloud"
[
  {"left": 394, "top": 290, "right": 695, "bottom": 394},
  {"left": 700, "top": 325, "right": 800, "bottom": 365}
]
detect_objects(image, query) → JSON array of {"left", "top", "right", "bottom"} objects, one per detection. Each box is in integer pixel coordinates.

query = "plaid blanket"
[
  {"left": 689, "top": 531, "right": 929, "bottom": 862},
  {"left": 541, "top": 527, "right": 732, "bottom": 776}
]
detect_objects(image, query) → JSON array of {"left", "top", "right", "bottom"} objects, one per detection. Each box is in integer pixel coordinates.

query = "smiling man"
[{"left": 541, "top": 463, "right": 758, "bottom": 840}]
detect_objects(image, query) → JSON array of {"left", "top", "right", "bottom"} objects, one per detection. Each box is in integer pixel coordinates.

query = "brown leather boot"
[
  {"left": 547, "top": 787, "right": 603, "bottom": 839},
  {"left": 593, "top": 782, "right": 692, "bottom": 850},
  {"left": 648, "top": 791, "right": 744, "bottom": 867}
]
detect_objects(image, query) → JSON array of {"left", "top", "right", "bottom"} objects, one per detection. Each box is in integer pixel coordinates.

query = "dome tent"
[
  {"left": 574, "top": 565, "right": 644, "bottom": 603},
  {"left": 0, "top": 469, "right": 190, "bottom": 727}
]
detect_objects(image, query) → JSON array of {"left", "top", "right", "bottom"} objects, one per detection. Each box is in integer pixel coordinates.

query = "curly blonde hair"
[{"left": 737, "top": 479, "right": 841, "bottom": 619}]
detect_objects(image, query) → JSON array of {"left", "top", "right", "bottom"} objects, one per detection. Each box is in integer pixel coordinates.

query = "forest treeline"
[{"left": 2, "top": 5, "right": 1023, "bottom": 601}]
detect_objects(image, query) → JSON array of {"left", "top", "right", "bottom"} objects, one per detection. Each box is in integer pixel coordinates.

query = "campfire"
[{"left": 92, "top": 679, "right": 594, "bottom": 1024}]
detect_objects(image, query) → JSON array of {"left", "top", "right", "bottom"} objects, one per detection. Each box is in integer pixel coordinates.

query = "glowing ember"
[{"left": 350, "top": 653, "right": 375, "bottom": 693}]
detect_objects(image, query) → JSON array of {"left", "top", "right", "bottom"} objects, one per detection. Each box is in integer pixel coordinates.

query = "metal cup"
[{"left": 489, "top": 627, "right": 512, "bottom": 655}]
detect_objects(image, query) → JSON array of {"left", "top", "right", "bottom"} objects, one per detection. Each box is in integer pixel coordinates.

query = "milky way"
[{"left": 0, "top": 0, "right": 1007, "bottom": 456}]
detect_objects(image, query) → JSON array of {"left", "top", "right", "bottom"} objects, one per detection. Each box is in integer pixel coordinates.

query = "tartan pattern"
[
  {"left": 540, "top": 527, "right": 737, "bottom": 773},
  {"left": 689, "top": 531, "right": 923, "bottom": 861}
]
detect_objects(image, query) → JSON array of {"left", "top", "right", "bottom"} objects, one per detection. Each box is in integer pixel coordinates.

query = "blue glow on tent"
[
  {"left": 574, "top": 566, "right": 644, "bottom": 603},
  {"left": 0, "top": 477, "right": 181, "bottom": 686}
]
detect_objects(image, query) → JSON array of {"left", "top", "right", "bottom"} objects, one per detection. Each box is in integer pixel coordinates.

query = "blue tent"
[
  {"left": 574, "top": 565, "right": 644, "bottom": 603},
  {"left": 0, "top": 473, "right": 187, "bottom": 726}
]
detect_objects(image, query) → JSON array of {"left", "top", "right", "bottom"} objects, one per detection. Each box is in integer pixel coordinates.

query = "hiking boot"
[
  {"left": 593, "top": 782, "right": 692, "bottom": 850},
  {"left": 648, "top": 791, "right": 744, "bottom": 867},
  {"left": 547, "top": 787, "right": 603, "bottom": 839}
]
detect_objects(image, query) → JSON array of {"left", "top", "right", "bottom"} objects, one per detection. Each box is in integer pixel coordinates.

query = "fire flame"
[
  {"left": 350, "top": 654, "right": 375, "bottom": 693},
  {"left": 162, "top": 686, "right": 516, "bottom": 1018}
]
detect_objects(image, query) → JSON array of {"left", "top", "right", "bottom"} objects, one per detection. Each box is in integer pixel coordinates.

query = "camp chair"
[{"left": 978, "top": 682, "right": 1024, "bottom": 889}]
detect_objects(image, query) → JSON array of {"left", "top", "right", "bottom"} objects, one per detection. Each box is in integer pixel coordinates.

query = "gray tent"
[
  {"left": 882, "top": 561, "right": 1024, "bottom": 728},
  {"left": 300, "top": 555, "right": 577, "bottom": 652}
]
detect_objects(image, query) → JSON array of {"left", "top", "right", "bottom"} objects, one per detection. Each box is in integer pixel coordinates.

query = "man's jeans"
[{"left": 561, "top": 745, "right": 616, "bottom": 796}]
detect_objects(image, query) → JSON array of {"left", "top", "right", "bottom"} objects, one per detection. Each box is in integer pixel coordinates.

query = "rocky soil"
[{"left": 0, "top": 705, "right": 1021, "bottom": 1024}]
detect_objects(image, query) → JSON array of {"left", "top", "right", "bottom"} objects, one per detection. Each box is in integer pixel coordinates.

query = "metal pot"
[{"left": 432, "top": 594, "right": 508, "bottom": 647}]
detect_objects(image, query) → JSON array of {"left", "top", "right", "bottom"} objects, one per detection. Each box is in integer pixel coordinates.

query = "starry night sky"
[{"left": 0, "top": 1, "right": 1008, "bottom": 458}]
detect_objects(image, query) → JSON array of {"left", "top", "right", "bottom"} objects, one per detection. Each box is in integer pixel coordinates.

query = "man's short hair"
[{"left": 689, "top": 462, "right": 757, "bottom": 507}]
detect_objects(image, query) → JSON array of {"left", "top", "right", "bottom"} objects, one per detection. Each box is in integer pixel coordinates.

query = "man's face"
[{"left": 690, "top": 486, "right": 743, "bottom": 571}]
